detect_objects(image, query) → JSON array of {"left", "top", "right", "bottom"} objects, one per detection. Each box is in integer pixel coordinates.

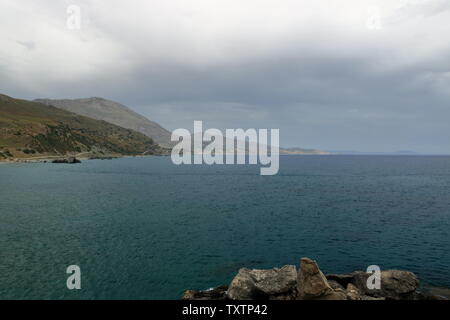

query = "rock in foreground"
[
  {"left": 183, "top": 257, "right": 447, "bottom": 300},
  {"left": 297, "top": 257, "right": 338, "bottom": 300},
  {"left": 227, "top": 265, "right": 297, "bottom": 300},
  {"left": 327, "top": 269, "right": 419, "bottom": 300}
]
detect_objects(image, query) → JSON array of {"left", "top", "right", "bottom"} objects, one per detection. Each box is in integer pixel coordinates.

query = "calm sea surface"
[{"left": 1, "top": 155, "right": 449, "bottom": 299}]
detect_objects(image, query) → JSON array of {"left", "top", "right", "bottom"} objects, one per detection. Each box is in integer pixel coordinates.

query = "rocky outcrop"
[
  {"left": 182, "top": 286, "right": 228, "bottom": 300},
  {"left": 297, "top": 257, "right": 338, "bottom": 300},
  {"left": 378, "top": 270, "right": 419, "bottom": 300},
  {"left": 182, "top": 257, "right": 448, "bottom": 300},
  {"left": 328, "top": 280, "right": 344, "bottom": 291},
  {"left": 227, "top": 265, "right": 297, "bottom": 300},
  {"left": 327, "top": 270, "right": 419, "bottom": 300},
  {"left": 346, "top": 283, "right": 361, "bottom": 300},
  {"left": 52, "top": 157, "right": 81, "bottom": 164}
]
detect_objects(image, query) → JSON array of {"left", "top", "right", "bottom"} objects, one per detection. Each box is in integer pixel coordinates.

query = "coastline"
[{"left": 0, "top": 152, "right": 170, "bottom": 164}]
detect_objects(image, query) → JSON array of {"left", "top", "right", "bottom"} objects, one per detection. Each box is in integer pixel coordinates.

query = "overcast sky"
[{"left": 1, "top": 0, "right": 449, "bottom": 153}]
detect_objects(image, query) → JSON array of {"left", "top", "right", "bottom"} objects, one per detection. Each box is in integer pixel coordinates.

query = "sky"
[{"left": 1, "top": 0, "right": 449, "bottom": 153}]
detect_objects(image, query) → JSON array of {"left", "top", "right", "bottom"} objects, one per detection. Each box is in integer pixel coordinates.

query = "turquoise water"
[{"left": 0, "top": 155, "right": 449, "bottom": 299}]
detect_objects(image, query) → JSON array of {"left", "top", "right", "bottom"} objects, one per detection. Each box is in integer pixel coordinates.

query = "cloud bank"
[{"left": 1, "top": 0, "right": 450, "bottom": 153}]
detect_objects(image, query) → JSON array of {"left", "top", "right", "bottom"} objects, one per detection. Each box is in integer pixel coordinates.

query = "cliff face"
[
  {"left": 34, "top": 97, "right": 173, "bottom": 147},
  {"left": 0, "top": 94, "right": 164, "bottom": 160}
]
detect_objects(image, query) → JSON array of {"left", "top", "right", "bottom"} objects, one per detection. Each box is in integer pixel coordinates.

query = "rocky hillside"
[
  {"left": 34, "top": 97, "right": 172, "bottom": 147},
  {"left": 183, "top": 257, "right": 448, "bottom": 300},
  {"left": 0, "top": 94, "right": 164, "bottom": 160}
]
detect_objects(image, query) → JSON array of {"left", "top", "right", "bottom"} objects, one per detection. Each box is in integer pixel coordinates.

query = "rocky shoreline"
[
  {"left": 183, "top": 257, "right": 449, "bottom": 300},
  {"left": 0, "top": 153, "right": 170, "bottom": 164}
]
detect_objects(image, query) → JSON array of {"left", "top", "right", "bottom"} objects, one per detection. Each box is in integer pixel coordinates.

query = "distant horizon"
[
  {"left": 2, "top": 1, "right": 450, "bottom": 154},
  {"left": 4, "top": 92, "right": 450, "bottom": 156},
  {"left": 2, "top": 0, "right": 450, "bottom": 303}
]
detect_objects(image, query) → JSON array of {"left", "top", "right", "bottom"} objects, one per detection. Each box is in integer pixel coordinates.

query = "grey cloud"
[
  {"left": 16, "top": 40, "right": 36, "bottom": 50},
  {"left": 1, "top": 0, "right": 450, "bottom": 153}
]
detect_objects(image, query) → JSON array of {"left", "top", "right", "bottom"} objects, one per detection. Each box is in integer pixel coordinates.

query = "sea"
[{"left": 0, "top": 155, "right": 449, "bottom": 299}]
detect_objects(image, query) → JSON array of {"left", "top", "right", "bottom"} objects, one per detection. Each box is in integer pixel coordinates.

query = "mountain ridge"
[
  {"left": 34, "top": 97, "right": 173, "bottom": 147},
  {"left": 0, "top": 94, "right": 165, "bottom": 161}
]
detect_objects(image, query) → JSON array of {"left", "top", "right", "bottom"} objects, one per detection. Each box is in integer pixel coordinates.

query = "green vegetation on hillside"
[{"left": 0, "top": 94, "right": 165, "bottom": 159}]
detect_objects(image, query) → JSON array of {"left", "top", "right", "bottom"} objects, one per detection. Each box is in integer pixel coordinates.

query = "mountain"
[
  {"left": 174, "top": 132, "right": 329, "bottom": 155},
  {"left": 328, "top": 150, "right": 421, "bottom": 155},
  {"left": 279, "top": 147, "right": 331, "bottom": 155},
  {"left": 0, "top": 94, "right": 164, "bottom": 160},
  {"left": 34, "top": 97, "right": 172, "bottom": 147}
]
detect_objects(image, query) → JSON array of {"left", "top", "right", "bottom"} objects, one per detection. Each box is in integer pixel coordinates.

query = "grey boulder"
[{"left": 227, "top": 265, "right": 297, "bottom": 300}]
